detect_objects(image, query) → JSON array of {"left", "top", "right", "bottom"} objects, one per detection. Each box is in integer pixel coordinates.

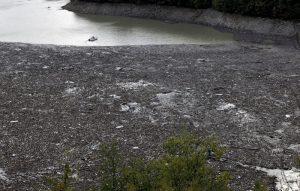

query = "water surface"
[{"left": 0, "top": 0, "right": 234, "bottom": 46}]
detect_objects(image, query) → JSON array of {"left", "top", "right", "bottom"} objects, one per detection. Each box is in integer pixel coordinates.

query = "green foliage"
[
  {"left": 120, "top": 133, "right": 231, "bottom": 191},
  {"left": 99, "top": 142, "right": 124, "bottom": 191},
  {"left": 80, "top": 0, "right": 300, "bottom": 20},
  {"left": 254, "top": 181, "right": 269, "bottom": 191},
  {"left": 46, "top": 164, "right": 75, "bottom": 191},
  {"left": 48, "top": 133, "right": 232, "bottom": 191},
  {"left": 295, "top": 155, "right": 300, "bottom": 168}
]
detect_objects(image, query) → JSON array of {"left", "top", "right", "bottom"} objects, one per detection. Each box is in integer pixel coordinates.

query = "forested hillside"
[{"left": 78, "top": 0, "right": 300, "bottom": 20}]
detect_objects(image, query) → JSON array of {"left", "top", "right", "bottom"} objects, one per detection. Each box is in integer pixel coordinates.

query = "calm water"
[{"left": 0, "top": 0, "right": 234, "bottom": 46}]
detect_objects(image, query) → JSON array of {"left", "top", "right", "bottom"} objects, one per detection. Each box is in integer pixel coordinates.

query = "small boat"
[{"left": 88, "top": 36, "right": 98, "bottom": 42}]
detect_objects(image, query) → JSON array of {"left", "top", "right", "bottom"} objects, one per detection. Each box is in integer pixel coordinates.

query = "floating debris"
[
  {"left": 0, "top": 168, "right": 9, "bottom": 182},
  {"left": 64, "top": 87, "right": 79, "bottom": 95},
  {"left": 88, "top": 36, "right": 98, "bottom": 42},
  {"left": 217, "top": 102, "right": 236, "bottom": 111},
  {"left": 110, "top": 94, "right": 121, "bottom": 99},
  {"left": 120, "top": 102, "right": 142, "bottom": 113},
  {"left": 120, "top": 104, "right": 130, "bottom": 112},
  {"left": 235, "top": 109, "right": 256, "bottom": 125},
  {"left": 156, "top": 92, "right": 177, "bottom": 107},
  {"left": 115, "top": 67, "right": 123, "bottom": 71},
  {"left": 197, "top": 58, "right": 210, "bottom": 63},
  {"left": 65, "top": 81, "right": 75, "bottom": 84},
  {"left": 117, "top": 80, "right": 154, "bottom": 90},
  {"left": 288, "top": 144, "right": 300, "bottom": 153}
]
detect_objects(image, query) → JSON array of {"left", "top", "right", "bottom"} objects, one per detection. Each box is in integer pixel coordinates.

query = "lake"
[{"left": 0, "top": 0, "right": 234, "bottom": 46}]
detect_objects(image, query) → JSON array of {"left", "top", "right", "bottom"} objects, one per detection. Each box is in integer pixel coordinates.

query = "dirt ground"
[{"left": 0, "top": 42, "right": 299, "bottom": 190}]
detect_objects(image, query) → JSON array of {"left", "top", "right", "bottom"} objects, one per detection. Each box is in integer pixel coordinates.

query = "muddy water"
[{"left": 0, "top": 0, "right": 234, "bottom": 46}]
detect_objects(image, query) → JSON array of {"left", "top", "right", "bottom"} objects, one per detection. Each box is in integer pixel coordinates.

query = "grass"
[{"left": 46, "top": 133, "right": 270, "bottom": 191}]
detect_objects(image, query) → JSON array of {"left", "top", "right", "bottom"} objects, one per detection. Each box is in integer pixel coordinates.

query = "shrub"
[
  {"left": 99, "top": 142, "right": 124, "bottom": 191},
  {"left": 46, "top": 133, "right": 279, "bottom": 191},
  {"left": 47, "top": 133, "right": 233, "bottom": 191},
  {"left": 46, "top": 164, "right": 75, "bottom": 191},
  {"left": 102, "top": 133, "right": 231, "bottom": 191},
  {"left": 295, "top": 155, "right": 300, "bottom": 168}
]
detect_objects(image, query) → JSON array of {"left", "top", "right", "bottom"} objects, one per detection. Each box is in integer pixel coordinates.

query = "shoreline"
[{"left": 63, "top": 1, "right": 300, "bottom": 47}]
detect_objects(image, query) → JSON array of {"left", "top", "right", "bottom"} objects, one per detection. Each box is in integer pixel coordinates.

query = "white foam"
[
  {"left": 90, "top": 143, "right": 100, "bottom": 150},
  {"left": 110, "top": 94, "right": 121, "bottom": 99},
  {"left": 117, "top": 80, "right": 154, "bottom": 90},
  {"left": 256, "top": 167, "right": 300, "bottom": 191},
  {"left": 65, "top": 87, "right": 79, "bottom": 95},
  {"left": 120, "top": 104, "right": 130, "bottom": 112},
  {"left": 71, "top": 173, "right": 79, "bottom": 180},
  {"left": 120, "top": 102, "right": 142, "bottom": 113},
  {"left": 236, "top": 109, "right": 256, "bottom": 124},
  {"left": 149, "top": 116, "right": 157, "bottom": 124},
  {"left": 156, "top": 92, "right": 177, "bottom": 107},
  {"left": 217, "top": 103, "right": 236, "bottom": 111},
  {"left": 288, "top": 144, "right": 300, "bottom": 153},
  {"left": 0, "top": 168, "right": 9, "bottom": 182},
  {"left": 128, "top": 102, "right": 142, "bottom": 113},
  {"left": 65, "top": 81, "right": 74, "bottom": 84},
  {"left": 275, "top": 129, "right": 284, "bottom": 134}
]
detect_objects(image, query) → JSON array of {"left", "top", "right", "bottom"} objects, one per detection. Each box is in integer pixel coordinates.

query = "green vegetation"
[
  {"left": 79, "top": 0, "right": 300, "bottom": 20},
  {"left": 47, "top": 133, "right": 233, "bottom": 191},
  {"left": 46, "top": 164, "right": 75, "bottom": 191},
  {"left": 296, "top": 155, "right": 300, "bottom": 168},
  {"left": 254, "top": 181, "right": 269, "bottom": 191},
  {"left": 46, "top": 133, "right": 273, "bottom": 191}
]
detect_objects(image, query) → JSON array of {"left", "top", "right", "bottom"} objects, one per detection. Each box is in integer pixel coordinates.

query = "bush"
[
  {"left": 296, "top": 155, "right": 300, "bottom": 168},
  {"left": 101, "top": 133, "right": 231, "bottom": 191},
  {"left": 46, "top": 164, "right": 75, "bottom": 191},
  {"left": 47, "top": 133, "right": 233, "bottom": 191}
]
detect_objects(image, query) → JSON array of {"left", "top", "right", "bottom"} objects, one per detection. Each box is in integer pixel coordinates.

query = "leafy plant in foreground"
[
  {"left": 46, "top": 163, "right": 74, "bottom": 191},
  {"left": 98, "top": 133, "right": 231, "bottom": 191},
  {"left": 47, "top": 133, "right": 270, "bottom": 191}
]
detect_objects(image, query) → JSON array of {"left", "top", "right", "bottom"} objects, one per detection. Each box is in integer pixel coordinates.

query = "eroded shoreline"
[{"left": 63, "top": 1, "right": 300, "bottom": 47}]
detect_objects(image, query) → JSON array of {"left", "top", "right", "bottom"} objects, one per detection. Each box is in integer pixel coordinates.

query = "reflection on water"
[{"left": 0, "top": 0, "right": 234, "bottom": 46}]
